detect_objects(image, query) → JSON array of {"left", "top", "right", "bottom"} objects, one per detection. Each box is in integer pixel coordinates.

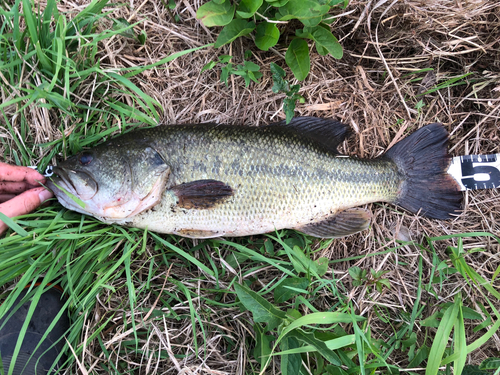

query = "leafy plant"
[
  {"left": 463, "top": 358, "right": 500, "bottom": 375},
  {"left": 196, "top": 0, "right": 346, "bottom": 81},
  {"left": 234, "top": 282, "right": 364, "bottom": 373},
  {"left": 111, "top": 18, "right": 147, "bottom": 45},
  {"left": 348, "top": 266, "right": 391, "bottom": 293},
  {"left": 270, "top": 63, "right": 304, "bottom": 123},
  {"left": 202, "top": 51, "right": 263, "bottom": 87}
]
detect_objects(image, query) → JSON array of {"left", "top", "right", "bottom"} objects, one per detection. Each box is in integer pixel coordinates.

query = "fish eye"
[{"left": 79, "top": 152, "right": 93, "bottom": 166}]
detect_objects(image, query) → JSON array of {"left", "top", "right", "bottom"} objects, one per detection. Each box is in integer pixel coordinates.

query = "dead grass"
[{"left": 1, "top": 0, "right": 500, "bottom": 373}]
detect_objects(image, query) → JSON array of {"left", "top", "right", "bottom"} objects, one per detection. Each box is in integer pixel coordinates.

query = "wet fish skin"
[{"left": 47, "top": 117, "right": 462, "bottom": 238}]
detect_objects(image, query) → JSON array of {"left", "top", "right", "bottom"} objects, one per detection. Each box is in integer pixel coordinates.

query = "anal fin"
[
  {"left": 175, "top": 228, "right": 224, "bottom": 239},
  {"left": 295, "top": 208, "right": 372, "bottom": 238}
]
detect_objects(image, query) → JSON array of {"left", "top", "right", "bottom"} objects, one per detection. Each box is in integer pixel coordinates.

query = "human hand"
[{"left": 0, "top": 162, "right": 53, "bottom": 235}]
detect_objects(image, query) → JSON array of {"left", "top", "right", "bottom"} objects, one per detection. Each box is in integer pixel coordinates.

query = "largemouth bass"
[{"left": 47, "top": 117, "right": 462, "bottom": 238}]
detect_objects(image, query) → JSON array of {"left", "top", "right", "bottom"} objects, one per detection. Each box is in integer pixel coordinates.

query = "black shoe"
[{"left": 0, "top": 283, "right": 69, "bottom": 375}]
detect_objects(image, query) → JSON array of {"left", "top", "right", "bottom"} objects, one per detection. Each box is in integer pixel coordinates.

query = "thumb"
[{"left": 0, "top": 187, "right": 53, "bottom": 235}]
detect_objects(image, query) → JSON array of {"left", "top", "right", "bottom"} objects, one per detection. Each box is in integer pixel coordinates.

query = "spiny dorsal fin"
[
  {"left": 268, "top": 116, "right": 351, "bottom": 154},
  {"left": 294, "top": 208, "right": 372, "bottom": 238},
  {"left": 172, "top": 179, "right": 233, "bottom": 209}
]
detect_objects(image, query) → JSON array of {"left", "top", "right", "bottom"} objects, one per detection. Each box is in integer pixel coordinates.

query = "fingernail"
[{"left": 39, "top": 189, "right": 54, "bottom": 203}]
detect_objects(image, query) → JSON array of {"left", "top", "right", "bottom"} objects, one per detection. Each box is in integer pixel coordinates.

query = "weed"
[{"left": 196, "top": 0, "right": 346, "bottom": 81}]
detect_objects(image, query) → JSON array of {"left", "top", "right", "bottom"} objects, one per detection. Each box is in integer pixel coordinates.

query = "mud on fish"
[{"left": 47, "top": 117, "right": 462, "bottom": 238}]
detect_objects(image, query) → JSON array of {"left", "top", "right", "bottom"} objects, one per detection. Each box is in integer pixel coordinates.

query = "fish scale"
[{"left": 110, "top": 124, "right": 402, "bottom": 237}]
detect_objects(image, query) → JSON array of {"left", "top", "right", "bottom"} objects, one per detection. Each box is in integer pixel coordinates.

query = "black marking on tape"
[{"left": 450, "top": 154, "right": 500, "bottom": 190}]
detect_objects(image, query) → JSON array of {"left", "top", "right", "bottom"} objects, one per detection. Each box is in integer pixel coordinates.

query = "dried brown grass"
[
  {"left": 78, "top": 0, "right": 500, "bottom": 372},
  {"left": 2, "top": 0, "right": 500, "bottom": 373},
  {"left": 69, "top": 0, "right": 500, "bottom": 372}
]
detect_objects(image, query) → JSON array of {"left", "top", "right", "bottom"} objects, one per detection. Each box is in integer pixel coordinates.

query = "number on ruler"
[{"left": 460, "top": 155, "right": 500, "bottom": 189}]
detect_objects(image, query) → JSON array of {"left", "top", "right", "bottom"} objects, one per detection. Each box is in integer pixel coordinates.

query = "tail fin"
[{"left": 384, "top": 123, "right": 462, "bottom": 219}]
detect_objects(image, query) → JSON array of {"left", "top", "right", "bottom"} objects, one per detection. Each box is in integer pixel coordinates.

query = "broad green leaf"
[
  {"left": 219, "top": 54, "right": 232, "bottom": 63},
  {"left": 285, "top": 38, "right": 310, "bottom": 81},
  {"left": 298, "top": 25, "right": 343, "bottom": 58},
  {"left": 254, "top": 323, "right": 274, "bottom": 368},
  {"left": 221, "top": 63, "right": 232, "bottom": 85},
  {"left": 315, "top": 257, "right": 328, "bottom": 276},
  {"left": 255, "top": 22, "right": 280, "bottom": 51},
  {"left": 461, "top": 366, "right": 490, "bottom": 375},
  {"left": 201, "top": 60, "right": 218, "bottom": 72},
  {"left": 280, "top": 336, "right": 304, "bottom": 375},
  {"left": 196, "top": 0, "right": 235, "bottom": 27},
  {"left": 267, "top": 0, "right": 289, "bottom": 5},
  {"left": 283, "top": 96, "right": 299, "bottom": 124},
  {"left": 309, "top": 25, "right": 343, "bottom": 58},
  {"left": 270, "top": 62, "right": 287, "bottom": 92},
  {"left": 112, "top": 18, "right": 136, "bottom": 40},
  {"left": 242, "top": 61, "right": 260, "bottom": 72},
  {"left": 326, "top": 366, "right": 349, "bottom": 375},
  {"left": 480, "top": 358, "right": 500, "bottom": 370},
  {"left": 274, "top": 277, "right": 309, "bottom": 303},
  {"left": 236, "top": 0, "right": 263, "bottom": 18},
  {"left": 288, "top": 329, "right": 341, "bottom": 365},
  {"left": 316, "top": 43, "right": 328, "bottom": 56},
  {"left": 277, "top": 0, "right": 329, "bottom": 27},
  {"left": 266, "top": 0, "right": 289, "bottom": 4},
  {"left": 408, "top": 345, "right": 430, "bottom": 368},
  {"left": 234, "top": 282, "right": 287, "bottom": 331},
  {"left": 214, "top": 19, "right": 255, "bottom": 48}
]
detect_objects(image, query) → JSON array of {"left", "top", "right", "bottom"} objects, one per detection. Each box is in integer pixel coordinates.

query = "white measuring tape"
[
  {"left": 30, "top": 155, "right": 499, "bottom": 191},
  {"left": 447, "top": 154, "right": 500, "bottom": 191},
  {"left": 28, "top": 165, "right": 54, "bottom": 177}
]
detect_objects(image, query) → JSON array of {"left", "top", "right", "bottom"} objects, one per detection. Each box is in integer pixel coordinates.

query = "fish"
[{"left": 47, "top": 117, "right": 462, "bottom": 239}]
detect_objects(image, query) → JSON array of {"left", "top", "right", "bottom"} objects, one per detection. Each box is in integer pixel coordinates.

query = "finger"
[
  {"left": 0, "top": 194, "right": 16, "bottom": 203},
  {"left": 0, "top": 188, "right": 53, "bottom": 231},
  {"left": 0, "top": 181, "right": 31, "bottom": 194},
  {"left": 0, "top": 162, "right": 46, "bottom": 184}
]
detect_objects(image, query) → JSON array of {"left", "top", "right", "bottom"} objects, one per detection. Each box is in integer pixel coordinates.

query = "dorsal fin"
[{"left": 267, "top": 117, "right": 351, "bottom": 154}]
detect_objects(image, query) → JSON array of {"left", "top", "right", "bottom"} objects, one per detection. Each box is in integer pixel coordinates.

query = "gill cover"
[{"left": 49, "top": 142, "right": 170, "bottom": 220}]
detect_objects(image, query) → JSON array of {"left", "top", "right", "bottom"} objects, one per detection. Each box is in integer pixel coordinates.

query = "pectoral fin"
[
  {"left": 172, "top": 179, "right": 233, "bottom": 209},
  {"left": 295, "top": 208, "right": 372, "bottom": 238}
]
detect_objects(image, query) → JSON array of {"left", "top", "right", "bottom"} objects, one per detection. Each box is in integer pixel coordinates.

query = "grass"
[{"left": 1, "top": 0, "right": 500, "bottom": 374}]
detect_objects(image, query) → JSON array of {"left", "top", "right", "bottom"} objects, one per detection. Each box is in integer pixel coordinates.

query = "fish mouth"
[{"left": 47, "top": 167, "right": 98, "bottom": 211}]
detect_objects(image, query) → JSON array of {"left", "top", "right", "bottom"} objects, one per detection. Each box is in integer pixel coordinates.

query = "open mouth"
[
  {"left": 50, "top": 167, "right": 77, "bottom": 195},
  {"left": 47, "top": 167, "right": 98, "bottom": 202}
]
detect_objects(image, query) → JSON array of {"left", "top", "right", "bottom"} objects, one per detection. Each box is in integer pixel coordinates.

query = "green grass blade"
[
  {"left": 425, "top": 298, "right": 460, "bottom": 375},
  {"left": 277, "top": 312, "right": 364, "bottom": 344},
  {"left": 150, "top": 233, "right": 215, "bottom": 277},
  {"left": 21, "top": 0, "right": 38, "bottom": 45},
  {"left": 454, "top": 303, "right": 467, "bottom": 375},
  {"left": 0, "top": 212, "right": 28, "bottom": 237}
]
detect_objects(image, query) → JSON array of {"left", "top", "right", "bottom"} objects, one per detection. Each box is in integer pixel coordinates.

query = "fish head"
[{"left": 47, "top": 143, "right": 170, "bottom": 220}]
